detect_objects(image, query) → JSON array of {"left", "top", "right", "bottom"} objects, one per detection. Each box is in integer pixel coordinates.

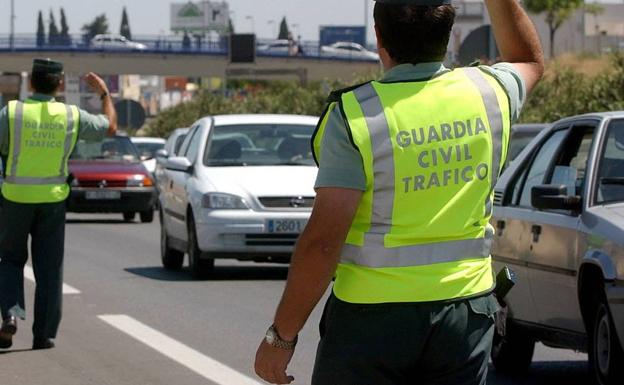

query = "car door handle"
[
  {"left": 496, "top": 220, "right": 506, "bottom": 236},
  {"left": 531, "top": 225, "right": 542, "bottom": 243}
]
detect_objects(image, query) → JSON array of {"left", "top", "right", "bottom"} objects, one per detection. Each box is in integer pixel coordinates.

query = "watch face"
[{"left": 265, "top": 330, "right": 276, "bottom": 345}]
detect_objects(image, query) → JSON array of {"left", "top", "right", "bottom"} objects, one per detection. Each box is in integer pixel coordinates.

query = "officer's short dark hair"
[
  {"left": 374, "top": 4, "right": 455, "bottom": 64},
  {"left": 30, "top": 72, "right": 63, "bottom": 95}
]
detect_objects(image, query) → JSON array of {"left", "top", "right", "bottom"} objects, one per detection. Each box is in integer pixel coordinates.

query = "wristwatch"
[
  {"left": 265, "top": 325, "right": 297, "bottom": 350},
  {"left": 100, "top": 91, "right": 109, "bottom": 100}
]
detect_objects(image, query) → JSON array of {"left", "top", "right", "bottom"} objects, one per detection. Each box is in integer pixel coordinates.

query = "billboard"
[
  {"left": 319, "top": 26, "right": 366, "bottom": 47},
  {"left": 171, "top": 1, "right": 230, "bottom": 34}
]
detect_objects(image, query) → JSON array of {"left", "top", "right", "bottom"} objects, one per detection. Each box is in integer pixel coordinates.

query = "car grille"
[
  {"left": 258, "top": 196, "right": 314, "bottom": 209},
  {"left": 493, "top": 190, "right": 504, "bottom": 205},
  {"left": 78, "top": 180, "right": 127, "bottom": 188},
  {"left": 245, "top": 234, "right": 299, "bottom": 247}
]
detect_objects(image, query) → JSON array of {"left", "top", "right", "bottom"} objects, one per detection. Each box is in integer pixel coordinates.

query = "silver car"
[
  {"left": 159, "top": 115, "right": 318, "bottom": 279},
  {"left": 490, "top": 112, "right": 624, "bottom": 384}
]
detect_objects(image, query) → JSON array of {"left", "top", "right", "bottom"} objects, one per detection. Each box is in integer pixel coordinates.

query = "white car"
[
  {"left": 159, "top": 115, "right": 318, "bottom": 278},
  {"left": 155, "top": 128, "right": 189, "bottom": 189},
  {"left": 320, "top": 42, "right": 379, "bottom": 61},
  {"left": 91, "top": 34, "right": 148, "bottom": 51},
  {"left": 131, "top": 137, "right": 166, "bottom": 175},
  {"left": 257, "top": 39, "right": 291, "bottom": 55}
]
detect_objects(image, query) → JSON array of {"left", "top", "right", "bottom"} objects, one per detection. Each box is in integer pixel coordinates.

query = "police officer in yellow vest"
[
  {"left": 255, "top": 1, "right": 544, "bottom": 384},
  {"left": 0, "top": 59, "right": 117, "bottom": 350}
]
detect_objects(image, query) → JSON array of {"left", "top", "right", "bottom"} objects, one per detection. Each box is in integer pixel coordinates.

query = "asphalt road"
[{"left": 0, "top": 214, "right": 590, "bottom": 385}]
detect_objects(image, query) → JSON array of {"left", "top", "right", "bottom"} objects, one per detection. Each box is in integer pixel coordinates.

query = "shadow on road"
[
  {"left": 0, "top": 348, "right": 34, "bottom": 355},
  {"left": 125, "top": 265, "right": 289, "bottom": 282},
  {"left": 66, "top": 219, "right": 135, "bottom": 225},
  {"left": 487, "top": 361, "right": 589, "bottom": 385}
]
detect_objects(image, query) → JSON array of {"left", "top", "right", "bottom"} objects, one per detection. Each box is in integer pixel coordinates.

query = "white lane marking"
[
  {"left": 98, "top": 315, "right": 262, "bottom": 385},
  {"left": 23, "top": 265, "right": 82, "bottom": 295}
]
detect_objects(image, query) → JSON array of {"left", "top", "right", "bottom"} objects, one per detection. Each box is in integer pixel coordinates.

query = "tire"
[
  {"left": 160, "top": 210, "right": 184, "bottom": 271},
  {"left": 187, "top": 213, "right": 214, "bottom": 280},
  {"left": 589, "top": 302, "right": 624, "bottom": 384},
  {"left": 123, "top": 212, "right": 136, "bottom": 222},
  {"left": 491, "top": 322, "right": 535, "bottom": 374},
  {"left": 140, "top": 210, "right": 154, "bottom": 223}
]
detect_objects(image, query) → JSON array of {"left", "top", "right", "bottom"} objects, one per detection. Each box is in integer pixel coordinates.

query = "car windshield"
[
  {"left": 133, "top": 142, "right": 165, "bottom": 159},
  {"left": 596, "top": 119, "right": 624, "bottom": 204},
  {"left": 203, "top": 124, "right": 315, "bottom": 167},
  {"left": 70, "top": 137, "right": 140, "bottom": 163}
]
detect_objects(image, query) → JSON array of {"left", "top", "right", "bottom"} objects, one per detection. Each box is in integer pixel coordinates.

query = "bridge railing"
[{"left": 0, "top": 34, "right": 378, "bottom": 62}]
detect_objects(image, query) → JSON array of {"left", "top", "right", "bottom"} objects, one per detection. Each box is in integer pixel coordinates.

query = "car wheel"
[
  {"left": 187, "top": 213, "right": 214, "bottom": 280},
  {"left": 123, "top": 212, "right": 135, "bottom": 222},
  {"left": 590, "top": 302, "right": 624, "bottom": 384},
  {"left": 160, "top": 210, "right": 184, "bottom": 271},
  {"left": 491, "top": 323, "right": 535, "bottom": 374},
  {"left": 140, "top": 210, "right": 154, "bottom": 223}
]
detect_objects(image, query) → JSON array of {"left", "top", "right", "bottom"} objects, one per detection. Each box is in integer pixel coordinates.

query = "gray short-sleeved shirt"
[
  {"left": 0, "top": 93, "right": 110, "bottom": 156},
  {"left": 314, "top": 62, "right": 526, "bottom": 191}
]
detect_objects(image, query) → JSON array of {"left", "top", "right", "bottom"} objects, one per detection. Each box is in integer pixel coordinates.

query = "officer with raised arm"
[{"left": 0, "top": 59, "right": 117, "bottom": 350}]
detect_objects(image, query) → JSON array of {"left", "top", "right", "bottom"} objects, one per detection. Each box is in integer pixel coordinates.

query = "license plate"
[
  {"left": 266, "top": 219, "right": 306, "bottom": 234},
  {"left": 85, "top": 190, "right": 121, "bottom": 200}
]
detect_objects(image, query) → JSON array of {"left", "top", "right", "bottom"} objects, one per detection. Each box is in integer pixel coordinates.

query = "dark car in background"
[{"left": 68, "top": 136, "right": 157, "bottom": 223}]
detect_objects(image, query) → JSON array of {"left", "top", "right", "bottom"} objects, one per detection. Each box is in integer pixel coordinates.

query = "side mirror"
[
  {"left": 166, "top": 157, "right": 193, "bottom": 173},
  {"left": 531, "top": 185, "right": 582, "bottom": 211},
  {"left": 155, "top": 149, "right": 168, "bottom": 159}
]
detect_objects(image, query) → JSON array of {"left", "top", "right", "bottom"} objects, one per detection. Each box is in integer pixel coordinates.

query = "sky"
[{"left": 2, "top": 0, "right": 376, "bottom": 42}]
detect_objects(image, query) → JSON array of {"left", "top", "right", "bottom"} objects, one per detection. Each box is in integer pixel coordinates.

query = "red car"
[{"left": 68, "top": 136, "right": 157, "bottom": 223}]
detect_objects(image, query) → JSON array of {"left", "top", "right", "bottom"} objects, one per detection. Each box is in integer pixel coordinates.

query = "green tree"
[
  {"left": 36, "top": 11, "right": 45, "bottom": 47},
  {"left": 524, "top": 0, "right": 584, "bottom": 58},
  {"left": 82, "top": 14, "right": 110, "bottom": 42},
  {"left": 48, "top": 9, "right": 59, "bottom": 45},
  {"left": 120, "top": 7, "right": 132, "bottom": 40},
  {"left": 59, "top": 8, "right": 71, "bottom": 46},
  {"left": 278, "top": 16, "right": 290, "bottom": 40}
]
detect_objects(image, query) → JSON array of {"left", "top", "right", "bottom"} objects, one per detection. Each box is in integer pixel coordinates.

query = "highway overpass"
[{"left": 0, "top": 50, "right": 380, "bottom": 83}]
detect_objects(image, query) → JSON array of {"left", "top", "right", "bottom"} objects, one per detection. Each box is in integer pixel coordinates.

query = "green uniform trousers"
[
  {"left": 312, "top": 292, "right": 499, "bottom": 385},
  {"left": 0, "top": 198, "right": 66, "bottom": 339}
]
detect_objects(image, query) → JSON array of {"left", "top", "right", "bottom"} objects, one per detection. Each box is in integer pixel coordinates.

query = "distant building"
[
  {"left": 170, "top": 1, "right": 230, "bottom": 35},
  {"left": 449, "top": 0, "right": 624, "bottom": 62}
]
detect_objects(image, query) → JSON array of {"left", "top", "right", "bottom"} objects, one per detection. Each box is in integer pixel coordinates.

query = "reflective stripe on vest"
[
  {"left": 340, "top": 68, "right": 505, "bottom": 269},
  {"left": 4, "top": 102, "right": 76, "bottom": 186}
]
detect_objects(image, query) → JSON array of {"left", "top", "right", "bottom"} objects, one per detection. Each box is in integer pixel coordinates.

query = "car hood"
[
  {"left": 69, "top": 160, "right": 148, "bottom": 176},
  {"left": 584, "top": 202, "right": 624, "bottom": 246},
  {"left": 198, "top": 166, "right": 317, "bottom": 198}
]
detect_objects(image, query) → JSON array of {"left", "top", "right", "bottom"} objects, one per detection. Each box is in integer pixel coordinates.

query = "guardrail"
[{"left": 0, "top": 34, "right": 379, "bottom": 63}]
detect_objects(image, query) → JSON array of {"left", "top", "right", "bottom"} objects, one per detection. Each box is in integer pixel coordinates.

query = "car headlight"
[
  {"left": 201, "top": 193, "right": 248, "bottom": 209},
  {"left": 127, "top": 174, "right": 153, "bottom": 187}
]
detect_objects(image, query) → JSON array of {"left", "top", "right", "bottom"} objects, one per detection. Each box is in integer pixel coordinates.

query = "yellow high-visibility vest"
[
  {"left": 313, "top": 67, "right": 511, "bottom": 304},
  {"left": 2, "top": 99, "right": 79, "bottom": 203}
]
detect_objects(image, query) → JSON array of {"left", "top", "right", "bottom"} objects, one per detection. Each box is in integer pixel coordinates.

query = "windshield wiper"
[
  {"left": 207, "top": 162, "right": 248, "bottom": 167},
  {"left": 277, "top": 162, "right": 314, "bottom": 166},
  {"left": 600, "top": 177, "right": 624, "bottom": 185}
]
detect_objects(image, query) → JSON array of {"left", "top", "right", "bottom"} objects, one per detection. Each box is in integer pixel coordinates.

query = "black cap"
[
  {"left": 374, "top": 0, "right": 453, "bottom": 4},
  {"left": 32, "top": 58, "right": 64, "bottom": 75}
]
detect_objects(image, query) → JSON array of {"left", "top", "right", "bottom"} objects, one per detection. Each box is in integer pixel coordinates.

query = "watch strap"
[{"left": 266, "top": 325, "right": 297, "bottom": 350}]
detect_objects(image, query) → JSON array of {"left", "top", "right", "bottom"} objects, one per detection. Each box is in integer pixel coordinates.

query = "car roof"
[
  {"left": 210, "top": 114, "right": 319, "bottom": 127},
  {"left": 553, "top": 111, "right": 624, "bottom": 125},
  {"left": 131, "top": 137, "right": 166, "bottom": 144},
  {"left": 512, "top": 123, "right": 547, "bottom": 134}
]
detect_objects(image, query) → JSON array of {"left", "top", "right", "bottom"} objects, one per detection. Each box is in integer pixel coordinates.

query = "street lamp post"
[
  {"left": 245, "top": 15, "right": 255, "bottom": 34},
  {"left": 9, "top": 0, "right": 15, "bottom": 50},
  {"left": 268, "top": 20, "right": 276, "bottom": 39},
  {"left": 364, "top": 0, "right": 369, "bottom": 48}
]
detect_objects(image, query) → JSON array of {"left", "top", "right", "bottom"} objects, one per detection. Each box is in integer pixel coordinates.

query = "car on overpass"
[
  {"left": 159, "top": 115, "right": 318, "bottom": 278},
  {"left": 489, "top": 113, "right": 624, "bottom": 384},
  {"left": 68, "top": 136, "right": 157, "bottom": 223},
  {"left": 320, "top": 42, "right": 379, "bottom": 61},
  {"left": 90, "top": 34, "right": 148, "bottom": 51}
]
